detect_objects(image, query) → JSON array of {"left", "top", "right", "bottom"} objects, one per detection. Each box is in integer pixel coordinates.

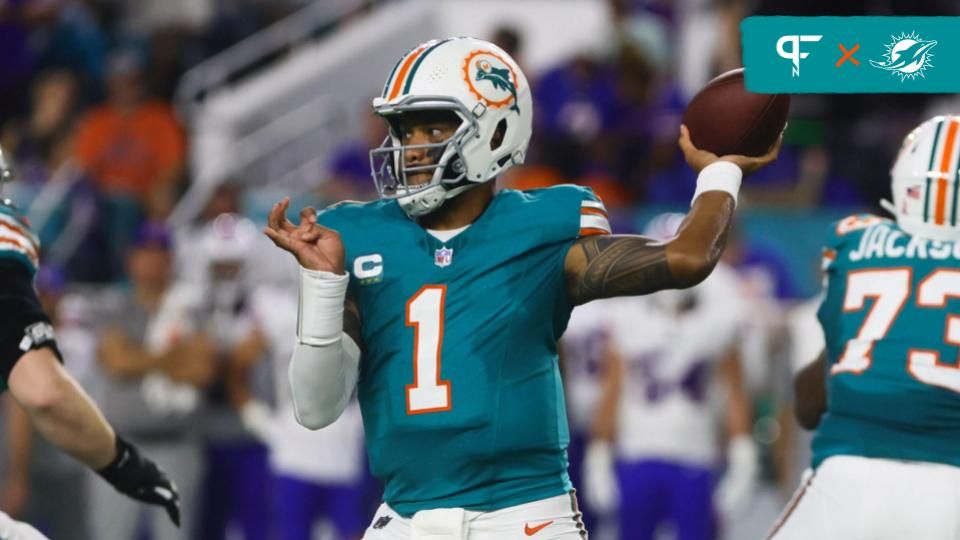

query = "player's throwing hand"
[
  {"left": 264, "top": 197, "right": 345, "bottom": 274},
  {"left": 678, "top": 124, "right": 782, "bottom": 175}
]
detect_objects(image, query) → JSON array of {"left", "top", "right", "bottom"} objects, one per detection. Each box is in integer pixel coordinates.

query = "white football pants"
[
  {"left": 361, "top": 492, "right": 587, "bottom": 540},
  {"left": 768, "top": 455, "right": 960, "bottom": 540}
]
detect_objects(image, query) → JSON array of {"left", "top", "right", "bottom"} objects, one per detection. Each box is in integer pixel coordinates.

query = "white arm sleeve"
[
  {"left": 289, "top": 334, "right": 360, "bottom": 429},
  {"left": 287, "top": 267, "right": 362, "bottom": 430}
]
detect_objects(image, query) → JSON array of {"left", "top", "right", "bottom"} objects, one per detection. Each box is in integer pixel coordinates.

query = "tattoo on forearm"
[{"left": 569, "top": 236, "right": 672, "bottom": 304}]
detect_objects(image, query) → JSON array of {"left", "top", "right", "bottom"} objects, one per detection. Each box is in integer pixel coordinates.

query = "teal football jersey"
[
  {"left": 813, "top": 214, "right": 960, "bottom": 469},
  {"left": 0, "top": 203, "right": 40, "bottom": 393},
  {"left": 0, "top": 203, "right": 39, "bottom": 276},
  {"left": 316, "top": 185, "right": 606, "bottom": 516}
]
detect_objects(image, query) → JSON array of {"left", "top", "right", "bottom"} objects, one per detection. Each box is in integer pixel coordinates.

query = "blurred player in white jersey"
[
  {"left": 245, "top": 283, "right": 369, "bottom": 540},
  {"left": 160, "top": 213, "right": 275, "bottom": 539},
  {"left": 567, "top": 213, "right": 757, "bottom": 540},
  {"left": 559, "top": 303, "right": 609, "bottom": 535}
]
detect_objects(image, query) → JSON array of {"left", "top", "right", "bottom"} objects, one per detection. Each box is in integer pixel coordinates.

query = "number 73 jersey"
[
  {"left": 315, "top": 185, "right": 609, "bottom": 517},
  {"left": 814, "top": 214, "right": 960, "bottom": 469}
]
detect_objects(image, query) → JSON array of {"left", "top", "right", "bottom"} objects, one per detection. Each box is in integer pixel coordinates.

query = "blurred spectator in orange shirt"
[{"left": 73, "top": 49, "right": 185, "bottom": 217}]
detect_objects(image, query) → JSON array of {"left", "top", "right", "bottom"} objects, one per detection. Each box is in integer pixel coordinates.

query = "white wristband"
[
  {"left": 691, "top": 161, "right": 743, "bottom": 208},
  {"left": 297, "top": 266, "right": 349, "bottom": 346}
]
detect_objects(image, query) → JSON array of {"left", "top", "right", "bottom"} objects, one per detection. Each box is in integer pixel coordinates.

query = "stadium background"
[{"left": 0, "top": 0, "right": 957, "bottom": 539}]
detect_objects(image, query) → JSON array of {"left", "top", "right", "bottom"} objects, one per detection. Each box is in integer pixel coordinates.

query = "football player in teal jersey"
[
  {"left": 264, "top": 37, "right": 779, "bottom": 539},
  {"left": 0, "top": 148, "right": 181, "bottom": 539},
  {"left": 770, "top": 115, "right": 960, "bottom": 540}
]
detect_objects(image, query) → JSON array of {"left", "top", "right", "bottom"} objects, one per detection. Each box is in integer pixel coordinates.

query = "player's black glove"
[{"left": 96, "top": 436, "right": 181, "bottom": 527}]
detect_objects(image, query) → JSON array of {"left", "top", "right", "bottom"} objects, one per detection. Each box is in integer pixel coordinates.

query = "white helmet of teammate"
[
  {"left": 198, "top": 213, "right": 258, "bottom": 308},
  {"left": 884, "top": 114, "right": 960, "bottom": 241},
  {"left": 370, "top": 37, "right": 533, "bottom": 216},
  {"left": 199, "top": 213, "right": 257, "bottom": 263}
]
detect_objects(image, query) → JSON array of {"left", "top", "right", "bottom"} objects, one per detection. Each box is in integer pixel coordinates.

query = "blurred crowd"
[
  {"left": 6, "top": 0, "right": 960, "bottom": 284},
  {"left": 2, "top": 0, "right": 960, "bottom": 539},
  {"left": 0, "top": 0, "right": 393, "bottom": 286}
]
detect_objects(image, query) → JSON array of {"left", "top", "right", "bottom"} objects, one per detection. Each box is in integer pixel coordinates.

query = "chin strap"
[
  {"left": 399, "top": 184, "right": 448, "bottom": 217},
  {"left": 880, "top": 198, "right": 897, "bottom": 216},
  {"left": 398, "top": 181, "right": 483, "bottom": 218}
]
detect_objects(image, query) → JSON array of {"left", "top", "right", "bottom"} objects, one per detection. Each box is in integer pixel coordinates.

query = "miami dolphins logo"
[
  {"left": 870, "top": 31, "right": 937, "bottom": 81},
  {"left": 463, "top": 50, "right": 520, "bottom": 113}
]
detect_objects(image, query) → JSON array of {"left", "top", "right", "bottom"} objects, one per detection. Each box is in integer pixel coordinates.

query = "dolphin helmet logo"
[
  {"left": 870, "top": 31, "right": 937, "bottom": 81},
  {"left": 463, "top": 50, "right": 521, "bottom": 113}
]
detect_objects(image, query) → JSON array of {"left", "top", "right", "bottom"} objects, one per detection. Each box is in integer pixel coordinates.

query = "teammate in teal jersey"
[
  {"left": 265, "top": 37, "right": 779, "bottom": 539},
  {"left": 0, "top": 148, "right": 180, "bottom": 539},
  {"left": 770, "top": 115, "right": 960, "bottom": 540}
]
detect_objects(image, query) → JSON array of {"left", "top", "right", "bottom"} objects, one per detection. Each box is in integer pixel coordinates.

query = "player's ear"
[{"left": 490, "top": 119, "right": 507, "bottom": 150}]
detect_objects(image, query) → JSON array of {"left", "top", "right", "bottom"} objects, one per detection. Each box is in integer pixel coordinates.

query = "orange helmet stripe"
[
  {"left": 935, "top": 118, "right": 959, "bottom": 225},
  {"left": 387, "top": 45, "right": 428, "bottom": 101}
]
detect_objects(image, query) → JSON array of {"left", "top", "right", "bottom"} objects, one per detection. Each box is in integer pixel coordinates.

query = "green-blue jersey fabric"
[
  {"left": 316, "top": 185, "right": 603, "bottom": 517},
  {"left": 0, "top": 203, "right": 39, "bottom": 276},
  {"left": 813, "top": 214, "right": 960, "bottom": 469},
  {"left": 0, "top": 203, "right": 40, "bottom": 393}
]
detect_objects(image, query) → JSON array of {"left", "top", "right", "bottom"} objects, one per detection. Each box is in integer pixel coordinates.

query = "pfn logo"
[{"left": 777, "top": 35, "right": 823, "bottom": 76}]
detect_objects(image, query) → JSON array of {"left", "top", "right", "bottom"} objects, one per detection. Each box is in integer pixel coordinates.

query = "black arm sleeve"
[{"left": 0, "top": 260, "right": 61, "bottom": 384}]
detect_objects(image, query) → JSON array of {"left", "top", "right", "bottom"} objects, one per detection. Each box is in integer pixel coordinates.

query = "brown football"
[{"left": 681, "top": 68, "right": 789, "bottom": 157}]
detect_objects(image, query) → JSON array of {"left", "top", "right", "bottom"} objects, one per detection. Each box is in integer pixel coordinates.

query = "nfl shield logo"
[{"left": 434, "top": 247, "right": 454, "bottom": 268}]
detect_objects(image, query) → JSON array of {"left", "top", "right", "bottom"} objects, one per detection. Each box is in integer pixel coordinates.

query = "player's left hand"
[
  {"left": 715, "top": 435, "right": 759, "bottom": 516},
  {"left": 679, "top": 124, "right": 782, "bottom": 175},
  {"left": 239, "top": 399, "right": 275, "bottom": 443},
  {"left": 97, "top": 437, "right": 182, "bottom": 527},
  {"left": 0, "top": 511, "right": 49, "bottom": 540},
  {"left": 583, "top": 440, "right": 619, "bottom": 514}
]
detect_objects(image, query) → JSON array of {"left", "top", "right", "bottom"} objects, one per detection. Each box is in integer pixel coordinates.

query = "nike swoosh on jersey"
[{"left": 524, "top": 520, "right": 553, "bottom": 536}]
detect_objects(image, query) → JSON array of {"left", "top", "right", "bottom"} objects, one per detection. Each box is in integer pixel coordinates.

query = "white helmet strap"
[{"left": 396, "top": 178, "right": 481, "bottom": 217}]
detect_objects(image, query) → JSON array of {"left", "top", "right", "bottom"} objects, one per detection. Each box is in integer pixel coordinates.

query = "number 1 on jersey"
[{"left": 406, "top": 285, "right": 452, "bottom": 414}]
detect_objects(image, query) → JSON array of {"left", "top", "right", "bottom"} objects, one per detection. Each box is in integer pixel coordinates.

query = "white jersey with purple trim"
[
  {"left": 250, "top": 285, "right": 366, "bottom": 484},
  {"left": 580, "top": 263, "right": 744, "bottom": 465},
  {"left": 562, "top": 300, "right": 611, "bottom": 433}
]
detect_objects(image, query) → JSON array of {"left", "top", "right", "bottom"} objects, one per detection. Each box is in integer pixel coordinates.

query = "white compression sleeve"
[
  {"left": 289, "top": 335, "right": 360, "bottom": 429},
  {"left": 297, "top": 267, "right": 349, "bottom": 346},
  {"left": 691, "top": 161, "right": 743, "bottom": 207},
  {"left": 288, "top": 267, "right": 361, "bottom": 429}
]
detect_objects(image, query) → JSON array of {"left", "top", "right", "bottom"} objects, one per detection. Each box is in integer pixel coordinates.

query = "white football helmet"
[
  {"left": 884, "top": 114, "right": 960, "bottom": 241},
  {"left": 370, "top": 37, "right": 533, "bottom": 216},
  {"left": 197, "top": 213, "right": 257, "bottom": 309}
]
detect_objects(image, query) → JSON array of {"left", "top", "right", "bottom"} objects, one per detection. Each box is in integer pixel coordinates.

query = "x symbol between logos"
[{"left": 836, "top": 43, "right": 860, "bottom": 67}]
